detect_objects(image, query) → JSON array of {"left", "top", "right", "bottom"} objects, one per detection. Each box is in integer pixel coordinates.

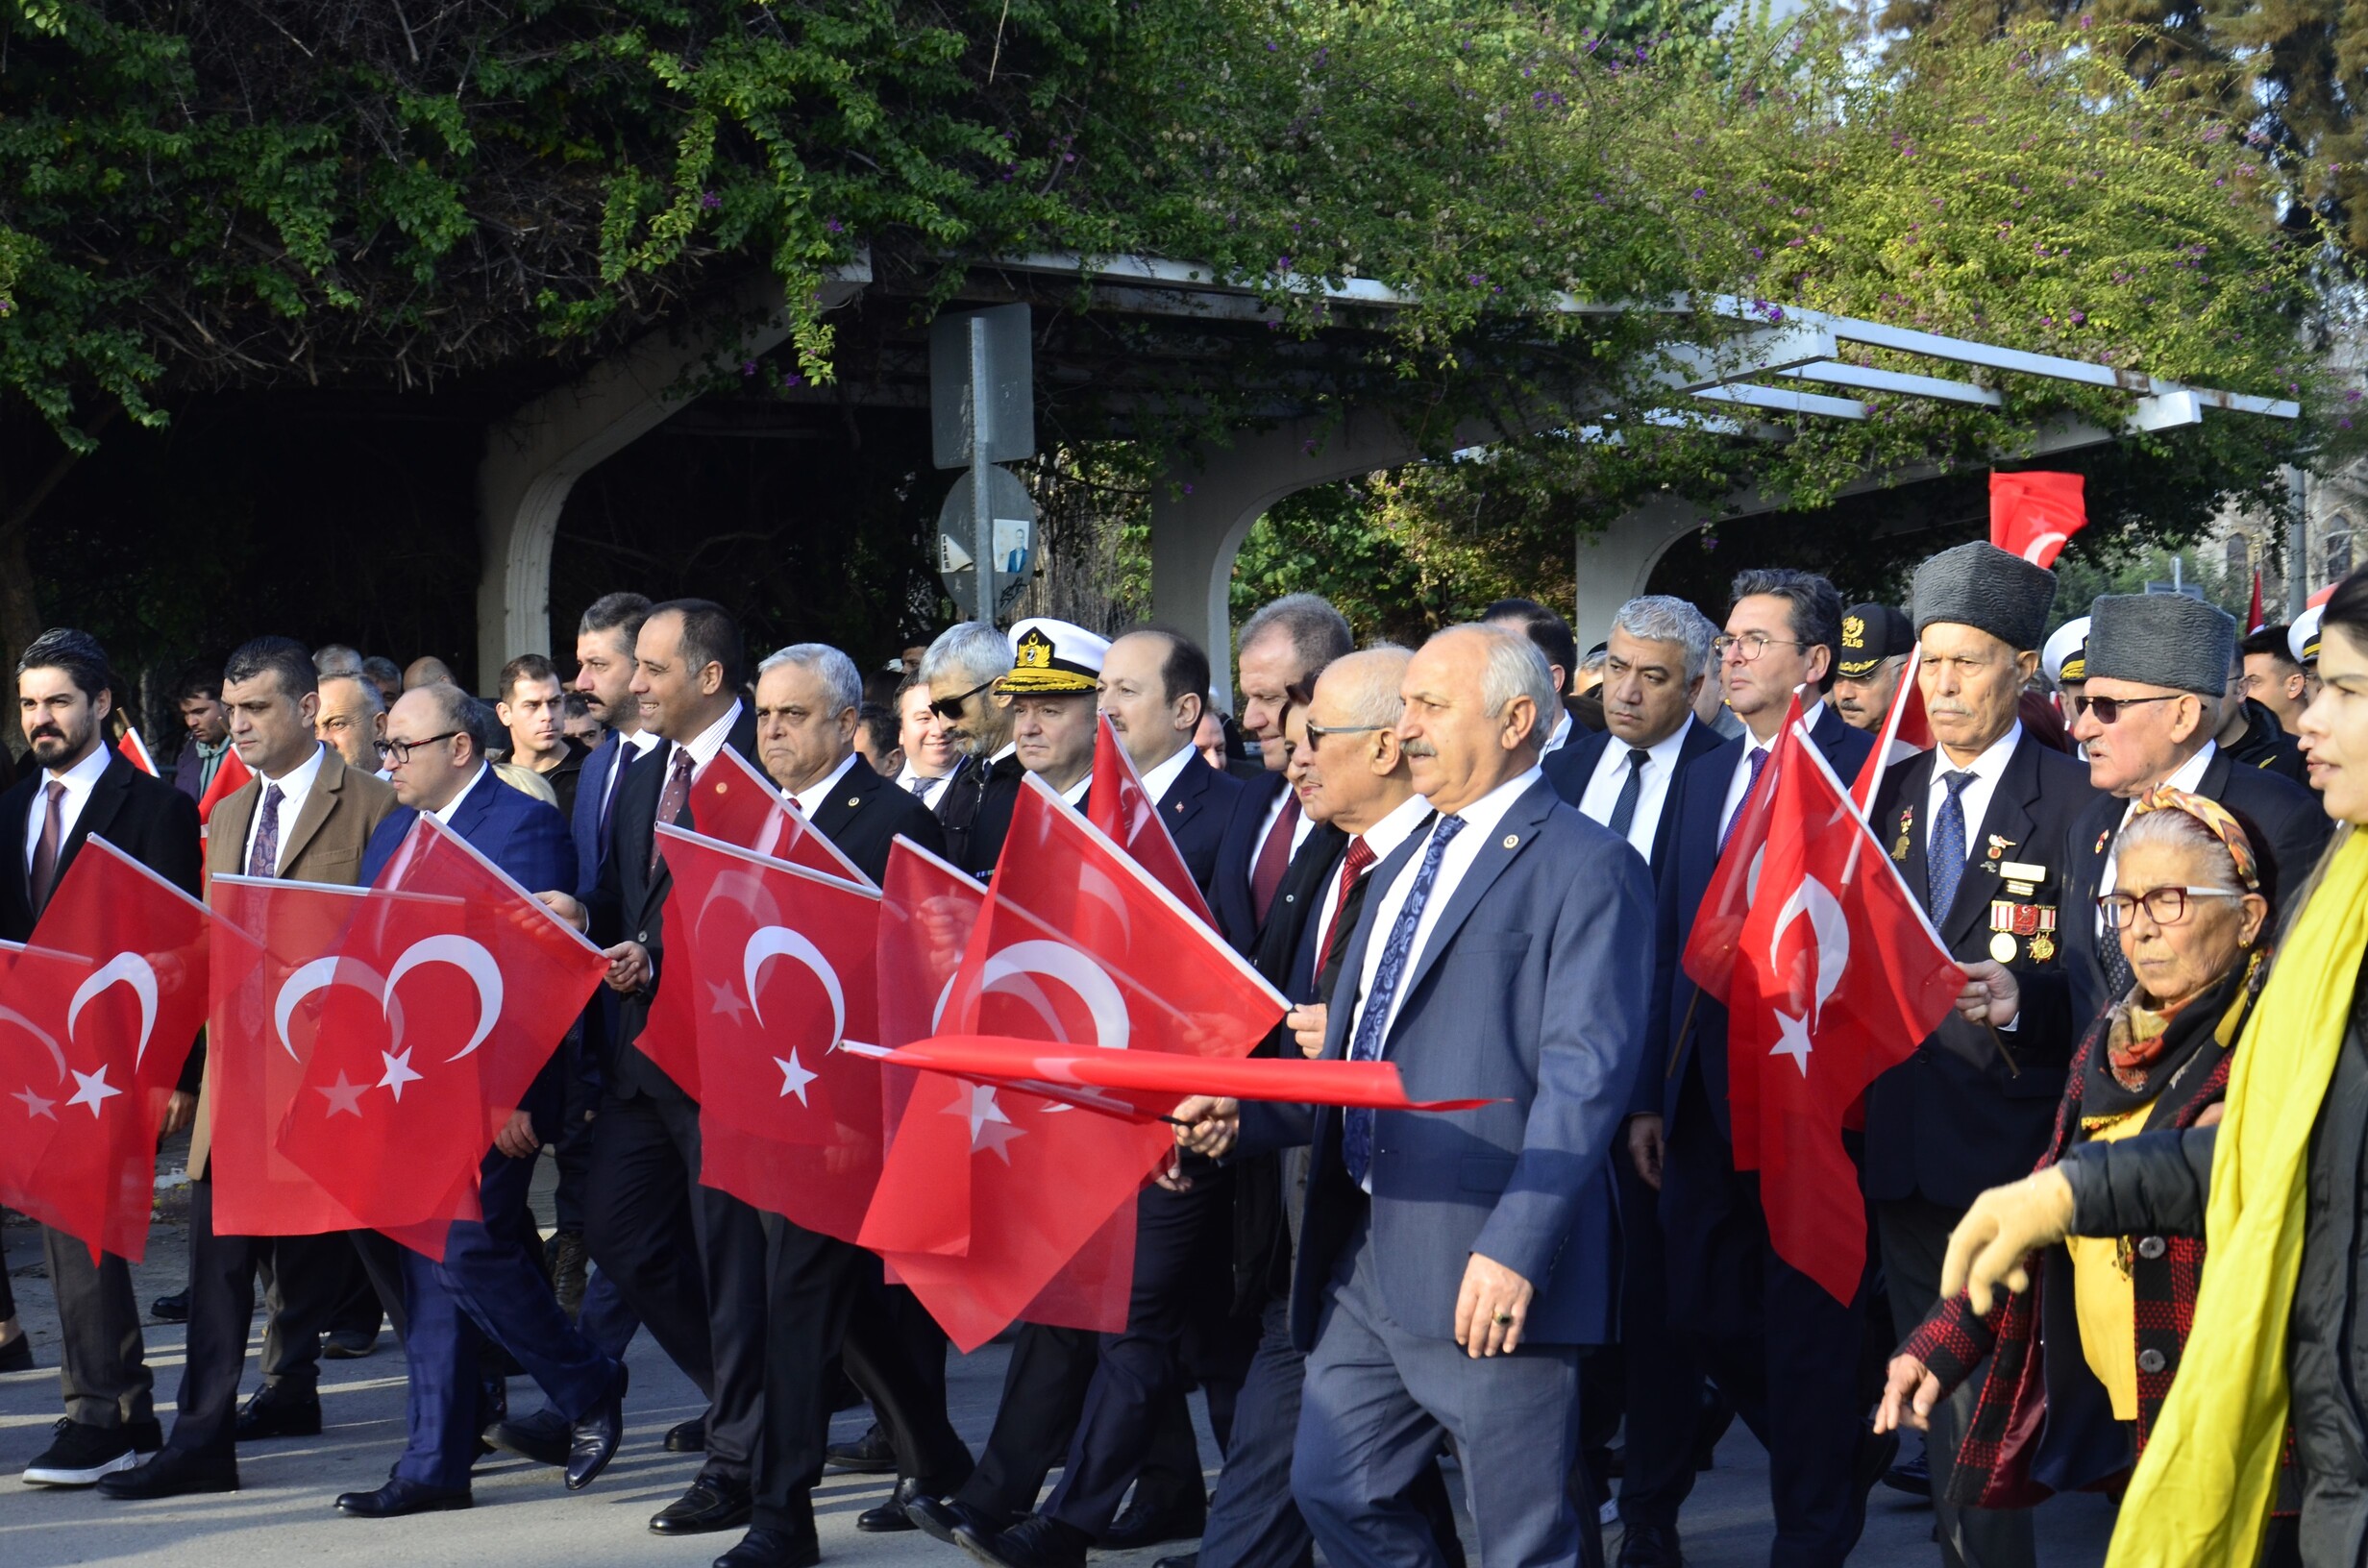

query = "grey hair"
[
  {"left": 1321, "top": 647, "right": 1413, "bottom": 729},
  {"left": 2113, "top": 807, "right": 2249, "bottom": 897},
  {"left": 756, "top": 643, "right": 863, "bottom": 714},
  {"left": 318, "top": 672, "right": 384, "bottom": 717},
  {"left": 918, "top": 622, "right": 1015, "bottom": 689},
  {"left": 311, "top": 644, "right": 364, "bottom": 678},
  {"left": 1443, "top": 625, "right": 1561, "bottom": 738},
  {"left": 1239, "top": 593, "right": 1354, "bottom": 680},
  {"left": 1614, "top": 594, "right": 1718, "bottom": 683}
]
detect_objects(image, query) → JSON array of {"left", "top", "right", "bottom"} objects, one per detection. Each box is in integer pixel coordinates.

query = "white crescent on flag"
[
  {"left": 67, "top": 952, "right": 159, "bottom": 1069},
  {"left": 742, "top": 926, "right": 847, "bottom": 1045},
  {"left": 272, "top": 957, "right": 391, "bottom": 1064},
  {"left": 980, "top": 939, "right": 1132, "bottom": 1053},
  {"left": 1770, "top": 875, "right": 1850, "bottom": 1028},
  {"left": 383, "top": 936, "right": 503, "bottom": 1062},
  {"left": 0, "top": 1003, "right": 66, "bottom": 1082}
]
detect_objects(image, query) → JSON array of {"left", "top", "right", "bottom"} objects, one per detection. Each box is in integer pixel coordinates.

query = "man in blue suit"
[
  {"left": 1542, "top": 594, "right": 1725, "bottom": 1568},
  {"left": 332, "top": 683, "right": 629, "bottom": 1517},
  {"left": 1211, "top": 596, "right": 1355, "bottom": 951},
  {"left": 1178, "top": 623, "right": 1655, "bottom": 1568},
  {"left": 1643, "top": 570, "right": 1881, "bottom": 1568},
  {"left": 1098, "top": 626, "right": 1246, "bottom": 894}
]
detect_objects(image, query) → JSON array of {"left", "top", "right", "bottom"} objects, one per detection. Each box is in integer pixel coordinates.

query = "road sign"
[
  {"left": 937, "top": 467, "right": 1037, "bottom": 620},
  {"left": 929, "top": 306, "right": 1034, "bottom": 469}
]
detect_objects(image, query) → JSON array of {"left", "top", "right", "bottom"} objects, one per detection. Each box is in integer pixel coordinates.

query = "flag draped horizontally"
[
  {"left": 859, "top": 777, "right": 1286, "bottom": 1349},
  {"left": 655, "top": 822, "right": 885, "bottom": 1244},
  {"left": 0, "top": 839, "right": 210, "bottom": 1262},
  {"left": 1720, "top": 719, "right": 1964, "bottom": 1302}
]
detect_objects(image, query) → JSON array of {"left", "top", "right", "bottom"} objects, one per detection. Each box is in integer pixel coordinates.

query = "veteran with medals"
[{"left": 1864, "top": 541, "right": 2102, "bottom": 1568}]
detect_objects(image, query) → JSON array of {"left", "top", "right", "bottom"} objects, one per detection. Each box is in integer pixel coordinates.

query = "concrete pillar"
[
  {"left": 473, "top": 270, "right": 868, "bottom": 689},
  {"left": 1571, "top": 499, "right": 1712, "bottom": 646}
]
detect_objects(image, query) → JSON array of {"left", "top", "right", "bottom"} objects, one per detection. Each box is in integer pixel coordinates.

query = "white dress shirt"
[
  {"left": 601, "top": 729, "right": 659, "bottom": 820},
  {"left": 1350, "top": 767, "right": 1545, "bottom": 1053},
  {"left": 241, "top": 742, "right": 328, "bottom": 875},
  {"left": 2096, "top": 741, "right": 2217, "bottom": 930},
  {"left": 1138, "top": 741, "right": 1196, "bottom": 805},
  {"left": 1311, "top": 793, "right": 1434, "bottom": 971},
  {"left": 1719, "top": 700, "right": 1830, "bottom": 839},
  {"left": 790, "top": 751, "right": 860, "bottom": 820},
  {"left": 1576, "top": 717, "right": 1695, "bottom": 861},
  {"left": 656, "top": 702, "right": 744, "bottom": 831},
  {"left": 1538, "top": 708, "right": 1574, "bottom": 758},
  {"left": 1059, "top": 772, "right": 1094, "bottom": 809},
  {"left": 433, "top": 764, "right": 492, "bottom": 825},
  {"left": 23, "top": 740, "right": 115, "bottom": 872},
  {"left": 1921, "top": 723, "right": 2023, "bottom": 875}
]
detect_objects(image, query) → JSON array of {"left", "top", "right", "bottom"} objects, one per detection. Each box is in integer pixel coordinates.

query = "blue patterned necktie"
[
  {"left": 246, "top": 783, "right": 284, "bottom": 879},
  {"left": 1927, "top": 770, "right": 1978, "bottom": 924},
  {"left": 1343, "top": 812, "right": 1468, "bottom": 1188},
  {"left": 1718, "top": 745, "right": 1771, "bottom": 853}
]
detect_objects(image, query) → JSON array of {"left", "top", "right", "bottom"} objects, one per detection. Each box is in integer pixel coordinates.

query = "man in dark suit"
[
  {"left": 331, "top": 684, "right": 629, "bottom": 1517},
  {"left": 103, "top": 636, "right": 404, "bottom": 1501},
  {"left": 2060, "top": 592, "right": 2331, "bottom": 1028},
  {"left": 1643, "top": 570, "right": 1881, "bottom": 1567},
  {"left": 1541, "top": 595, "right": 1723, "bottom": 1567},
  {"left": 1864, "top": 543, "right": 2103, "bottom": 1568},
  {"left": 1211, "top": 595, "right": 1354, "bottom": 950},
  {"left": 4, "top": 630, "right": 202, "bottom": 1488},
  {"left": 1177, "top": 623, "right": 1653, "bottom": 1568},
  {"left": 920, "top": 622, "right": 1022, "bottom": 878},
  {"left": 711, "top": 642, "right": 973, "bottom": 1568},
  {"left": 168, "top": 661, "right": 234, "bottom": 804},
  {"left": 549, "top": 599, "right": 769, "bottom": 1539},
  {"left": 1098, "top": 626, "right": 1246, "bottom": 893}
]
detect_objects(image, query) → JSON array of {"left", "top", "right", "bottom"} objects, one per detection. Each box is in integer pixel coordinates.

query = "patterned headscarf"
[{"left": 2127, "top": 786, "right": 2260, "bottom": 893}]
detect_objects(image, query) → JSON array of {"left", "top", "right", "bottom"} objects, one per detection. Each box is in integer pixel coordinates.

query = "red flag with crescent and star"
[
  {"left": 859, "top": 776, "right": 1287, "bottom": 1350},
  {"left": 1086, "top": 714, "right": 1216, "bottom": 927},
  {"left": 269, "top": 817, "right": 607, "bottom": 1242},
  {"left": 654, "top": 822, "right": 885, "bottom": 1243},
  {"left": 0, "top": 838, "right": 210, "bottom": 1262},
  {"left": 1725, "top": 716, "right": 1964, "bottom": 1303},
  {"left": 1988, "top": 470, "right": 2087, "bottom": 569}
]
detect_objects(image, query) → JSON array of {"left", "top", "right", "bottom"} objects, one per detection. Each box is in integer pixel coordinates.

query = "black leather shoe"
[
  {"left": 235, "top": 1384, "right": 322, "bottom": 1441},
  {"left": 1616, "top": 1520, "right": 1685, "bottom": 1568},
  {"left": 859, "top": 1477, "right": 928, "bottom": 1532},
  {"left": 826, "top": 1422, "right": 898, "bottom": 1473},
  {"left": 485, "top": 1408, "right": 570, "bottom": 1468},
  {"left": 149, "top": 1289, "right": 189, "bottom": 1324},
  {"left": 958, "top": 1513, "right": 1091, "bottom": 1568},
  {"left": 0, "top": 1334, "right": 35, "bottom": 1372},
  {"left": 712, "top": 1526, "right": 822, "bottom": 1568},
  {"left": 565, "top": 1363, "right": 628, "bottom": 1491},
  {"left": 651, "top": 1473, "right": 753, "bottom": 1535},
  {"left": 95, "top": 1446, "right": 239, "bottom": 1499},
  {"left": 1883, "top": 1448, "right": 1933, "bottom": 1498},
  {"left": 667, "top": 1415, "right": 708, "bottom": 1453},
  {"left": 1099, "top": 1498, "right": 1206, "bottom": 1552},
  {"left": 336, "top": 1476, "right": 472, "bottom": 1516},
  {"left": 908, "top": 1494, "right": 1002, "bottom": 1546}
]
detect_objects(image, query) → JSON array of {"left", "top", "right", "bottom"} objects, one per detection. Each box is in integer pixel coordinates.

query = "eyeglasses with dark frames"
[
  {"left": 1302, "top": 722, "right": 1386, "bottom": 747},
  {"left": 2096, "top": 885, "right": 2245, "bottom": 929},
  {"left": 2079, "top": 694, "right": 2182, "bottom": 725},
  {"left": 376, "top": 730, "right": 462, "bottom": 766}
]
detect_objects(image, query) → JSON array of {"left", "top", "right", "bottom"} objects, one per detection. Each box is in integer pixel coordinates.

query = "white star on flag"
[
  {"left": 12, "top": 1085, "right": 57, "bottom": 1120},
  {"left": 708, "top": 981, "right": 752, "bottom": 1025},
  {"left": 774, "top": 1051, "right": 817, "bottom": 1105},
  {"left": 1769, "top": 1010, "right": 1814, "bottom": 1078},
  {"left": 66, "top": 1065, "right": 121, "bottom": 1117},
  {"left": 316, "top": 1071, "right": 367, "bottom": 1118},
  {"left": 943, "top": 1083, "right": 1025, "bottom": 1164},
  {"left": 377, "top": 1047, "right": 424, "bottom": 1102}
]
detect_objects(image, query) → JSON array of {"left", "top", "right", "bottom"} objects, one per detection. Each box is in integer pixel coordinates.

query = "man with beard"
[{"left": 920, "top": 622, "right": 1021, "bottom": 878}]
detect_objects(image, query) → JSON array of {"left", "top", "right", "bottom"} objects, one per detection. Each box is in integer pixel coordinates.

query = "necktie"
[
  {"left": 907, "top": 774, "right": 933, "bottom": 797},
  {"left": 1343, "top": 813, "right": 1468, "bottom": 1188},
  {"left": 1606, "top": 747, "right": 1651, "bottom": 843},
  {"left": 1927, "top": 770, "right": 1978, "bottom": 925},
  {"left": 1315, "top": 835, "right": 1379, "bottom": 982},
  {"left": 650, "top": 745, "right": 697, "bottom": 874},
  {"left": 596, "top": 747, "right": 624, "bottom": 846},
  {"left": 1250, "top": 794, "right": 1301, "bottom": 926},
  {"left": 1718, "top": 746, "right": 1771, "bottom": 853},
  {"left": 29, "top": 780, "right": 65, "bottom": 911},
  {"left": 247, "top": 783, "right": 284, "bottom": 879}
]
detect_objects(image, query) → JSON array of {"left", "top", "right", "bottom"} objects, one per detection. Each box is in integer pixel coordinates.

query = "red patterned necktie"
[
  {"left": 1250, "top": 794, "right": 1301, "bottom": 925},
  {"left": 650, "top": 746, "right": 697, "bottom": 874},
  {"left": 1314, "top": 834, "right": 1378, "bottom": 979},
  {"left": 28, "top": 781, "right": 64, "bottom": 911}
]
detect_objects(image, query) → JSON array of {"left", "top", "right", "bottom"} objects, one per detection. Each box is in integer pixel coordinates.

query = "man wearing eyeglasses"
[
  {"left": 1640, "top": 569, "right": 1878, "bottom": 1568},
  {"left": 918, "top": 622, "right": 1022, "bottom": 878},
  {"left": 1862, "top": 543, "right": 2103, "bottom": 1568},
  {"left": 2060, "top": 593, "right": 2329, "bottom": 1028}
]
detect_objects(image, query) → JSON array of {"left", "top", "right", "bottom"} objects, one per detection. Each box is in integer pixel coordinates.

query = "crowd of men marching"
[{"left": 0, "top": 545, "right": 2353, "bottom": 1568}]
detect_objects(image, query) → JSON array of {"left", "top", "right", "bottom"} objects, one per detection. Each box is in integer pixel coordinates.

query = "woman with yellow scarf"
[{"left": 1937, "top": 569, "right": 2366, "bottom": 1565}]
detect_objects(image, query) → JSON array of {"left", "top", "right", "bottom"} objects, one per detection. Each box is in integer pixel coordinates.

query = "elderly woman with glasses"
[{"left": 1874, "top": 789, "right": 2272, "bottom": 1514}]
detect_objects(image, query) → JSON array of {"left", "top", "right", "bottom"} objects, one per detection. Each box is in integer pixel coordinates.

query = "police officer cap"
[
  {"left": 1911, "top": 541, "right": 2057, "bottom": 652},
  {"left": 2085, "top": 593, "right": 2236, "bottom": 698},
  {"left": 1836, "top": 604, "right": 1912, "bottom": 678}
]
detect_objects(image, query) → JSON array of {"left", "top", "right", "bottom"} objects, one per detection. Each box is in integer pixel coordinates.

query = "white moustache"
[{"left": 1402, "top": 741, "right": 1438, "bottom": 758}]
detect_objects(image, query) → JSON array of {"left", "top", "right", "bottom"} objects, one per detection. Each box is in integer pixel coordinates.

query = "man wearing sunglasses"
[
  {"left": 2060, "top": 592, "right": 2329, "bottom": 1027},
  {"left": 917, "top": 622, "right": 1021, "bottom": 879}
]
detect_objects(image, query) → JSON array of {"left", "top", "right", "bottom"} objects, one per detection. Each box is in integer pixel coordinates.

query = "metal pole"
[
  {"left": 2287, "top": 464, "right": 2311, "bottom": 620},
  {"left": 969, "top": 316, "right": 996, "bottom": 625}
]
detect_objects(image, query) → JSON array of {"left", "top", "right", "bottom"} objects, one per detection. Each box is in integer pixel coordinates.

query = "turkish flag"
[
  {"left": 885, "top": 1035, "right": 1494, "bottom": 1119},
  {"left": 1086, "top": 716, "right": 1216, "bottom": 927},
  {"left": 655, "top": 824, "right": 884, "bottom": 1243},
  {"left": 859, "top": 776, "right": 1286, "bottom": 1350},
  {"left": 1849, "top": 643, "right": 1934, "bottom": 815},
  {"left": 196, "top": 745, "right": 254, "bottom": 827},
  {"left": 1988, "top": 471, "right": 2086, "bottom": 569},
  {"left": 633, "top": 747, "right": 876, "bottom": 1098},
  {"left": 1726, "top": 720, "right": 1963, "bottom": 1303},
  {"left": 2248, "top": 571, "right": 2266, "bottom": 635},
  {"left": 0, "top": 839, "right": 210, "bottom": 1262},
  {"left": 115, "top": 728, "right": 159, "bottom": 776}
]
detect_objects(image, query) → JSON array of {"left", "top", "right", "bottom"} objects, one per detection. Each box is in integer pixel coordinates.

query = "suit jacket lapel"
[
  {"left": 1389, "top": 779, "right": 1557, "bottom": 1026},
  {"left": 1165, "top": 753, "right": 1210, "bottom": 835},
  {"left": 1942, "top": 736, "right": 2041, "bottom": 949},
  {"left": 275, "top": 747, "right": 343, "bottom": 871},
  {"left": 1893, "top": 751, "right": 1934, "bottom": 917},
  {"left": 59, "top": 758, "right": 133, "bottom": 879},
  {"left": 810, "top": 757, "right": 876, "bottom": 840}
]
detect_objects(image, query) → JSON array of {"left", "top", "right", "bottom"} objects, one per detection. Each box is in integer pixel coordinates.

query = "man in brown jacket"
[{"left": 101, "top": 636, "right": 404, "bottom": 1500}]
